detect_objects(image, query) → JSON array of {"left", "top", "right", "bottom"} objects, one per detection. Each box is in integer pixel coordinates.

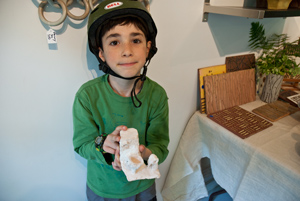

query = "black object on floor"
[{"left": 208, "top": 189, "right": 227, "bottom": 201}]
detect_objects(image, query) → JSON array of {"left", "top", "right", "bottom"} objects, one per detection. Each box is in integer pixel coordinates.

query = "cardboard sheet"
[{"left": 204, "top": 69, "right": 256, "bottom": 114}]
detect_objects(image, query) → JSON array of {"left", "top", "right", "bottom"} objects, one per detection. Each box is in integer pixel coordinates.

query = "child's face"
[{"left": 99, "top": 24, "right": 151, "bottom": 79}]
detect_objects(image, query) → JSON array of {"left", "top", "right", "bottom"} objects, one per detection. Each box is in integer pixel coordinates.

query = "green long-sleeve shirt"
[{"left": 72, "top": 74, "right": 169, "bottom": 199}]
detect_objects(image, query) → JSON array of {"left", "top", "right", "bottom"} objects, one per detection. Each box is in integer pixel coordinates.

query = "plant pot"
[
  {"left": 257, "top": 72, "right": 267, "bottom": 96},
  {"left": 267, "top": 0, "right": 292, "bottom": 9},
  {"left": 259, "top": 73, "right": 284, "bottom": 103}
]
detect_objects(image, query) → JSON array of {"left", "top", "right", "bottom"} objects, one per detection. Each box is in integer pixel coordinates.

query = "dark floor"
[
  {"left": 198, "top": 158, "right": 233, "bottom": 201},
  {"left": 198, "top": 188, "right": 233, "bottom": 201}
]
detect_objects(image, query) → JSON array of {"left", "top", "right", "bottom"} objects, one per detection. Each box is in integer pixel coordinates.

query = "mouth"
[{"left": 118, "top": 62, "right": 138, "bottom": 67}]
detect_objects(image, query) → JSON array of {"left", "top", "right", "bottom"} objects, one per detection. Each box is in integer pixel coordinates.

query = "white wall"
[{"left": 0, "top": 1, "right": 299, "bottom": 201}]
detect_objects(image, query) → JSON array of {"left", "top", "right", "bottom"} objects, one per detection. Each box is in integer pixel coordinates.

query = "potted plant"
[{"left": 248, "top": 21, "right": 300, "bottom": 103}]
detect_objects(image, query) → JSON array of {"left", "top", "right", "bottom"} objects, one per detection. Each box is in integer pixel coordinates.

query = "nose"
[{"left": 122, "top": 42, "right": 133, "bottom": 57}]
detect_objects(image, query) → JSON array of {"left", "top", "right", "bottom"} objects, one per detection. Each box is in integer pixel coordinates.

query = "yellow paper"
[{"left": 198, "top": 65, "right": 226, "bottom": 113}]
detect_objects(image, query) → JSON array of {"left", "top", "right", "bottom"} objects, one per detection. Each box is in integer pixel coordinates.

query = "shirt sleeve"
[
  {"left": 72, "top": 92, "right": 113, "bottom": 165},
  {"left": 146, "top": 92, "right": 169, "bottom": 165}
]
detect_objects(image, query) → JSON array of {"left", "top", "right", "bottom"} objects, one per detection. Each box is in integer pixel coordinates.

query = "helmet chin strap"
[
  {"left": 98, "top": 59, "right": 151, "bottom": 108},
  {"left": 98, "top": 61, "right": 139, "bottom": 80}
]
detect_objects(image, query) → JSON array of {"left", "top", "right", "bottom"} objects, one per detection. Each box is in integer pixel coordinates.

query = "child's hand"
[
  {"left": 112, "top": 146, "right": 122, "bottom": 171},
  {"left": 139, "top": 145, "right": 152, "bottom": 161},
  {"left": 103, "top": 125, "right": 127, "bottom": 171},
  {"left": 103, "top": 125, "right": 127, "bottom": 154}
]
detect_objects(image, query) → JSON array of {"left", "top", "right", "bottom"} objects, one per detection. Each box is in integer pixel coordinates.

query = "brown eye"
[
  {"left": 133, "top": 39, "right": 141, "bottom": 44},
  {"left": 110, "top": 41, "right": 118, "bottom": 46}
]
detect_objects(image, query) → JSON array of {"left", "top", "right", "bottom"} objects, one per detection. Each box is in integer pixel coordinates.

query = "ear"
[
  {"left": 146, "top": 41, "right": 152, "bottom": 56},
  {"left": 98, "top": 48, "right": 105, "bottom": 62}
]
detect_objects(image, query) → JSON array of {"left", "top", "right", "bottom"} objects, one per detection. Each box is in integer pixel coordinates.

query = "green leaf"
[{"left": 248, "top": 22, "right": 300, "bottom": 76}]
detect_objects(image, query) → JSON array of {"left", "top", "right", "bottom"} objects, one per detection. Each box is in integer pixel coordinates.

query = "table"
[{"left": 161, "top": 99, "right": 300, "bottom": 201}]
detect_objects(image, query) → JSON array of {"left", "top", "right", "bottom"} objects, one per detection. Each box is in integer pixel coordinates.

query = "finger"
[
  {"left": 139, "top": 144, "right": 145, "bottom": 153},
  {"left": 115, "top": 146, "right": 120, "bottom": 157},
  {"left": 113, "top": 147, "right": 120, "bottom": 165},
  {"left": 102, "top": 126, "right": 127, "bottom": 154},
  {"left": 114, "top": 166, "right": 122, "bottom": 171},
  {"left": 114, "top": 158, "right": 121, "bottom": 168},
  {"left": 139, "top": 146, "right": 152, "bottom": 160},
  {"left": 107, "top": 126, "right": 127, "bottom": 144},
  {"left": 105, "top": 135, "right": 120, "bottom": 148},
  {"left": 111, "top": 125, "right": 128, "bottom": 136},
  {"left": 105, "top": 132, "right": 120, "bottom": 144},
  {"left": 103, "top": 140, "right": 120, "bottom": 154},
  {"left": 139, "top": 145, "right": 146, "bottom": 159},
  {"left": 103, "top": 146, "right": 116, "bottom": 154},
  {"left": 112, "top": 162, "right": 122, "bottom": 171},
  {"left": 112, "top": 135, "right": 121, "bottom": 143}
]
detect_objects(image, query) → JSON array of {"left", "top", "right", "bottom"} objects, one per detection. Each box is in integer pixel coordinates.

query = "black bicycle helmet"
[
  {"left": 87, "top": 0, "right": 158, "bottom": 108},
  {"left": 88, "top": 0, "right": 157, "bottom": 78}
]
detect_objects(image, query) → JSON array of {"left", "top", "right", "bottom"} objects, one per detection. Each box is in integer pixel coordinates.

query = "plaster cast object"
[{"left": 120, "top": 128, "right": 160, "bottom": 181}]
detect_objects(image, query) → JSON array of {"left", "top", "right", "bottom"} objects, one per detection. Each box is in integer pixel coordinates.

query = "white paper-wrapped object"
[{"left": 120, "top": 128, "right": 160, "bottom": 181}]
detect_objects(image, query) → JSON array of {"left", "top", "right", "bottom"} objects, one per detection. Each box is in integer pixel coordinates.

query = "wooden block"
[
  {"left": 204, "top": 69, "right": 256, "bottom": 114},
  {"left": 287, "top": 94, "right": 300, "bottom": 106},
  {"left": 279, "top": 90, "right": 298, "bottom": 107},
  {"left": 225, "top": 54, "right": 255, "bottom": 73},
  {"left": 198, "top": 65, "right": 226, "bottom": 114},
  {"left": 252, "top": 101, "right": 300, "bottom": 122}
]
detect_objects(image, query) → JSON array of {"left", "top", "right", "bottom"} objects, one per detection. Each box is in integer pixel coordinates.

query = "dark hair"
[{"left": 96, "top": 15, "right": 150, "bottom": 50}]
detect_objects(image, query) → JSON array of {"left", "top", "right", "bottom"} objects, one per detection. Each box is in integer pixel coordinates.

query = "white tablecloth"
[{"left": 161, "top": 99, "right": 300, "bottom": 201}]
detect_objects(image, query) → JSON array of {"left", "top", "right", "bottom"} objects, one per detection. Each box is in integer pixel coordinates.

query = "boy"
[{"left": 72, "top": 0, "right": 169, "bottom": 200}]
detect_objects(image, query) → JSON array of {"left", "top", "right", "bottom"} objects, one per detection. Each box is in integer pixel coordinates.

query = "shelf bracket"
[{"left": 202, "top": 0, "right": 210, "bottom": 22}]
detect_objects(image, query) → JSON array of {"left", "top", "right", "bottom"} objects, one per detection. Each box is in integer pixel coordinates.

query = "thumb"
[{"left": 139, "top": 145, "right": 145, "bottom": 154}]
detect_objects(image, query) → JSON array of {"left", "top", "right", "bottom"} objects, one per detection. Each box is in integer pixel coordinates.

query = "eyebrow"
[
  {"left": 105, "top": 33, "right": 120, "bottom": 40},
  {"left": 105, "top": 32, "right": 144, "bottom": 40},
  {"left": 131, "top": 32, "right": 144, "bottom": 37}
]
